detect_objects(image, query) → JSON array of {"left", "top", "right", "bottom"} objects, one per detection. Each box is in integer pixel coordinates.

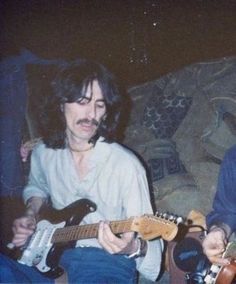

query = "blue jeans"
[
  {"left": 0, "top": 253, "right": 54, "bottom": 283},
  {"left": 0, "top": 247, "right": 137, "bottom": 283},
  {"left": 60, "top": 247, "right": 137, "bottom": 283}
]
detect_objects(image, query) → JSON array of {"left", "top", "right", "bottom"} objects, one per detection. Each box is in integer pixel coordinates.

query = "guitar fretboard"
[{"left": 52, "top": 219, "right": 134, "bottom": 243}]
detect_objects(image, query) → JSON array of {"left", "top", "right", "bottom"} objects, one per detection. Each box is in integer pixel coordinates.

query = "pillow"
[
  {"left": 148, "top": 155, "right": 187, "bottom": 182},
  {"left": 142, "top": 92, "right": 192, "bottom": 138}
]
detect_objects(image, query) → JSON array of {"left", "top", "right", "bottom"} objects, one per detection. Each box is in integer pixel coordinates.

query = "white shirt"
[{"left": 23, "top": 137, "right": 163, "bottom": 281}]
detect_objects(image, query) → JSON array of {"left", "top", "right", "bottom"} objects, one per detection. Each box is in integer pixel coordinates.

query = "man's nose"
[{"left": 86, "top": 104, "right": 96, "bottom": 119}]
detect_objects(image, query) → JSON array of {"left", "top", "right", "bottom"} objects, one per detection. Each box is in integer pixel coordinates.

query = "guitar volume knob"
[{"left": 32, "top": 254, "right": 43, "bottom": 265}]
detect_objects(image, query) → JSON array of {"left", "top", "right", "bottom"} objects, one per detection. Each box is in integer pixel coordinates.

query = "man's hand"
[
  {"left": 202, "top": 227, "right": 230, "bottom": 266},
  {"left": 98, "top": 221, "right": 138, "bottom": 255},
  {"left": 12, "top": 216, "right": 36, "bottom": 247}
]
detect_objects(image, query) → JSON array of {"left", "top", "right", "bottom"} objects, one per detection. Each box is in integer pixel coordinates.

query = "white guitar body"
[
  {"left": 18, "top": 220, "right": 65, "bottom": 273},
  {"left": 204, "top": 264, "right": 222, "bottom": 284}
]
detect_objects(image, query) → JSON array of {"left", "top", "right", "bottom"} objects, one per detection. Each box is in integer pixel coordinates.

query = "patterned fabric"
[
  {"left": 148, "top": 155, "right": 187, "bottom": 182},
  {"left": 142, "top": 89, "right": 192, "bottom": 138}
]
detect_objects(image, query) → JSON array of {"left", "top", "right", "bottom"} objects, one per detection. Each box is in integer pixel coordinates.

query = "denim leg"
[
  {"left": 0, "top": 253, "right": 54, "bottom": 283},
  {"left": 60, "top": 247, "right": 137, "bottom": 283}
]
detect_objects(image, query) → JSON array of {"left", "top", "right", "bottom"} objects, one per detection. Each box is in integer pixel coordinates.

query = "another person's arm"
[
  {"left": 20, "top": 138, "right": 41, "bottom": 162},
  {"left": 203, "top": 146, "right": 236, "bottom": 264}
]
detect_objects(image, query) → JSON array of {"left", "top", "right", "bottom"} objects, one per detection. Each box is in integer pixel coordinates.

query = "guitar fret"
[
  {"left": 52, "top": 219, "right": 133, "bottom": 243},
  {"left": 68, "top": 227, "right": 75, "bottom": 241},
  {"left": 111, "top": 220, "right": 132, "bottom": 234},
  {"left": 51, "top": 215, "right": 179, "bottom": 245}
]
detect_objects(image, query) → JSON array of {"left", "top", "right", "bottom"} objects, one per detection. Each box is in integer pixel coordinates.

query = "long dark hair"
[{"left": 39, "top": 59, "right": 122, "bottom": 149}]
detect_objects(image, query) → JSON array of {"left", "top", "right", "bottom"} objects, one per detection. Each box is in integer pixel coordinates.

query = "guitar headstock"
[{"left": 130, "top": 212, "right": 183, "bottom": 241}]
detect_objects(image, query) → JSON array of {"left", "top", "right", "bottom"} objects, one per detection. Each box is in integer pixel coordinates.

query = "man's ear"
[{"left": 60, "top": 104, "right": 64, "bottom": 112}]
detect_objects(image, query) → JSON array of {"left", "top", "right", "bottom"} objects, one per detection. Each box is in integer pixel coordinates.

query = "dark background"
[{"left": 1, "top": 0, "right": 236, "bottom": 86}]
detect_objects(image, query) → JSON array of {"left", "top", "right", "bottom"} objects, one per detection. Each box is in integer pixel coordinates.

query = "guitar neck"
[{"left": 52, "top": 219, "right": 134, "bottom": 243}]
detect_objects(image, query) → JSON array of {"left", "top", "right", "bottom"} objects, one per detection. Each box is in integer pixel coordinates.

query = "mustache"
[{"left": 76, "top": 118, "right": 99, "bottom": 126}]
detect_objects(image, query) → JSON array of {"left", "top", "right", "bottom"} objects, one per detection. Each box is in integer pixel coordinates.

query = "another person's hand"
[
  {"left": 20, "top": 143, "right": 31, "bottom": 162},
  {"left": 98, "top": 221, "right": 139, "bottom": 256},
  {"left": 20, "top": 138, "right": 41, "bottom": 162},
  {"left": 202, "top": 227, "right": 230, "bottom": 266},
  {"left": 12, "top": 215, "right": 36, "bottom": 247}
]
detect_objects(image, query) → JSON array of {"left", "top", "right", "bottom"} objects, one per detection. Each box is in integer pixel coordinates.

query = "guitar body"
[
  {"left": 18, "top": 198, "right": 96, "bottom": 279},
  {"left": 17, "top": 199, "right": 180, "bottom": 279},
  {"left": 204, "top": 241, "right": 236, "bottom": 284},
  {"left": 216, "top": 260, "right": 236, "bottom": 284}
]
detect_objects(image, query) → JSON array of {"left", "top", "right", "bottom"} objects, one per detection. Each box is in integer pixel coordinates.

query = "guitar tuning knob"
[
  {"left": 166, "top": 212, "right": 171, "bottom": 218},
  {"left": 168, "top": 215, "right": 175, "bottom": 221},
  {"left": 175, "top": 216, "right": 184, "bottom": 224},
  {"left": 155, "top": 211, "right": 184, "bottom": 225},
  {"left": 159, "top": 213, "right": 165, "bottom": 219},
  {"left": 162, "top": 213, "right": 168, "bottom": 219},
  {"left": 155, "top": 211, "right": 163, "bottom": 218}
]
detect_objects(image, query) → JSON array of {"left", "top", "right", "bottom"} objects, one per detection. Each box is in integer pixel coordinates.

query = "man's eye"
[
  {"left": 97, "top": 103, "right": 105, "bottom": 108},
  {"left": 77, "top": 98, "right": 89, "bottom": 105}
]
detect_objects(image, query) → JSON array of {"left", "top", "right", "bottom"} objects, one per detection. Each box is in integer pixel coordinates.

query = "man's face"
[{"left": 63, "top": 80, "right": 106, "bottom": 143}]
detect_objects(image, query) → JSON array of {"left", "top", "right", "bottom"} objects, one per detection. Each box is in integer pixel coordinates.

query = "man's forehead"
[{"left": 84, "top": 80, "right": 104, "bottom": 100}]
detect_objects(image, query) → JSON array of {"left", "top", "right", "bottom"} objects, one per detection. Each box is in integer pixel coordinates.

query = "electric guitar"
[
  {"left": 16, "top": 198, "right": 182, "bottom": 278},
  {"left": 204, "top": 241, "right": 236, "bottom": 284}
]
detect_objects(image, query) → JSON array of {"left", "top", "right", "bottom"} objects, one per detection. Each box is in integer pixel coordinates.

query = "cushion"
[{"left": 142, "top": 90, "right": 192, "bottom": 138}]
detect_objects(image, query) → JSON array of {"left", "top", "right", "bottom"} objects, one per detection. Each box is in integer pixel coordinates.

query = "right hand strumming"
[
  {"left": 202, "top": 227, "right": 230, "bottom": 266},
  {"left": 12, "top": 215, "right": 36, "bottom": 247}
]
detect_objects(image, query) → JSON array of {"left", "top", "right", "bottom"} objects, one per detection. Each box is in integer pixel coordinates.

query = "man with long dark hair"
[{"left": 0, "top": 60, "right": 163, "bottom": 283}]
